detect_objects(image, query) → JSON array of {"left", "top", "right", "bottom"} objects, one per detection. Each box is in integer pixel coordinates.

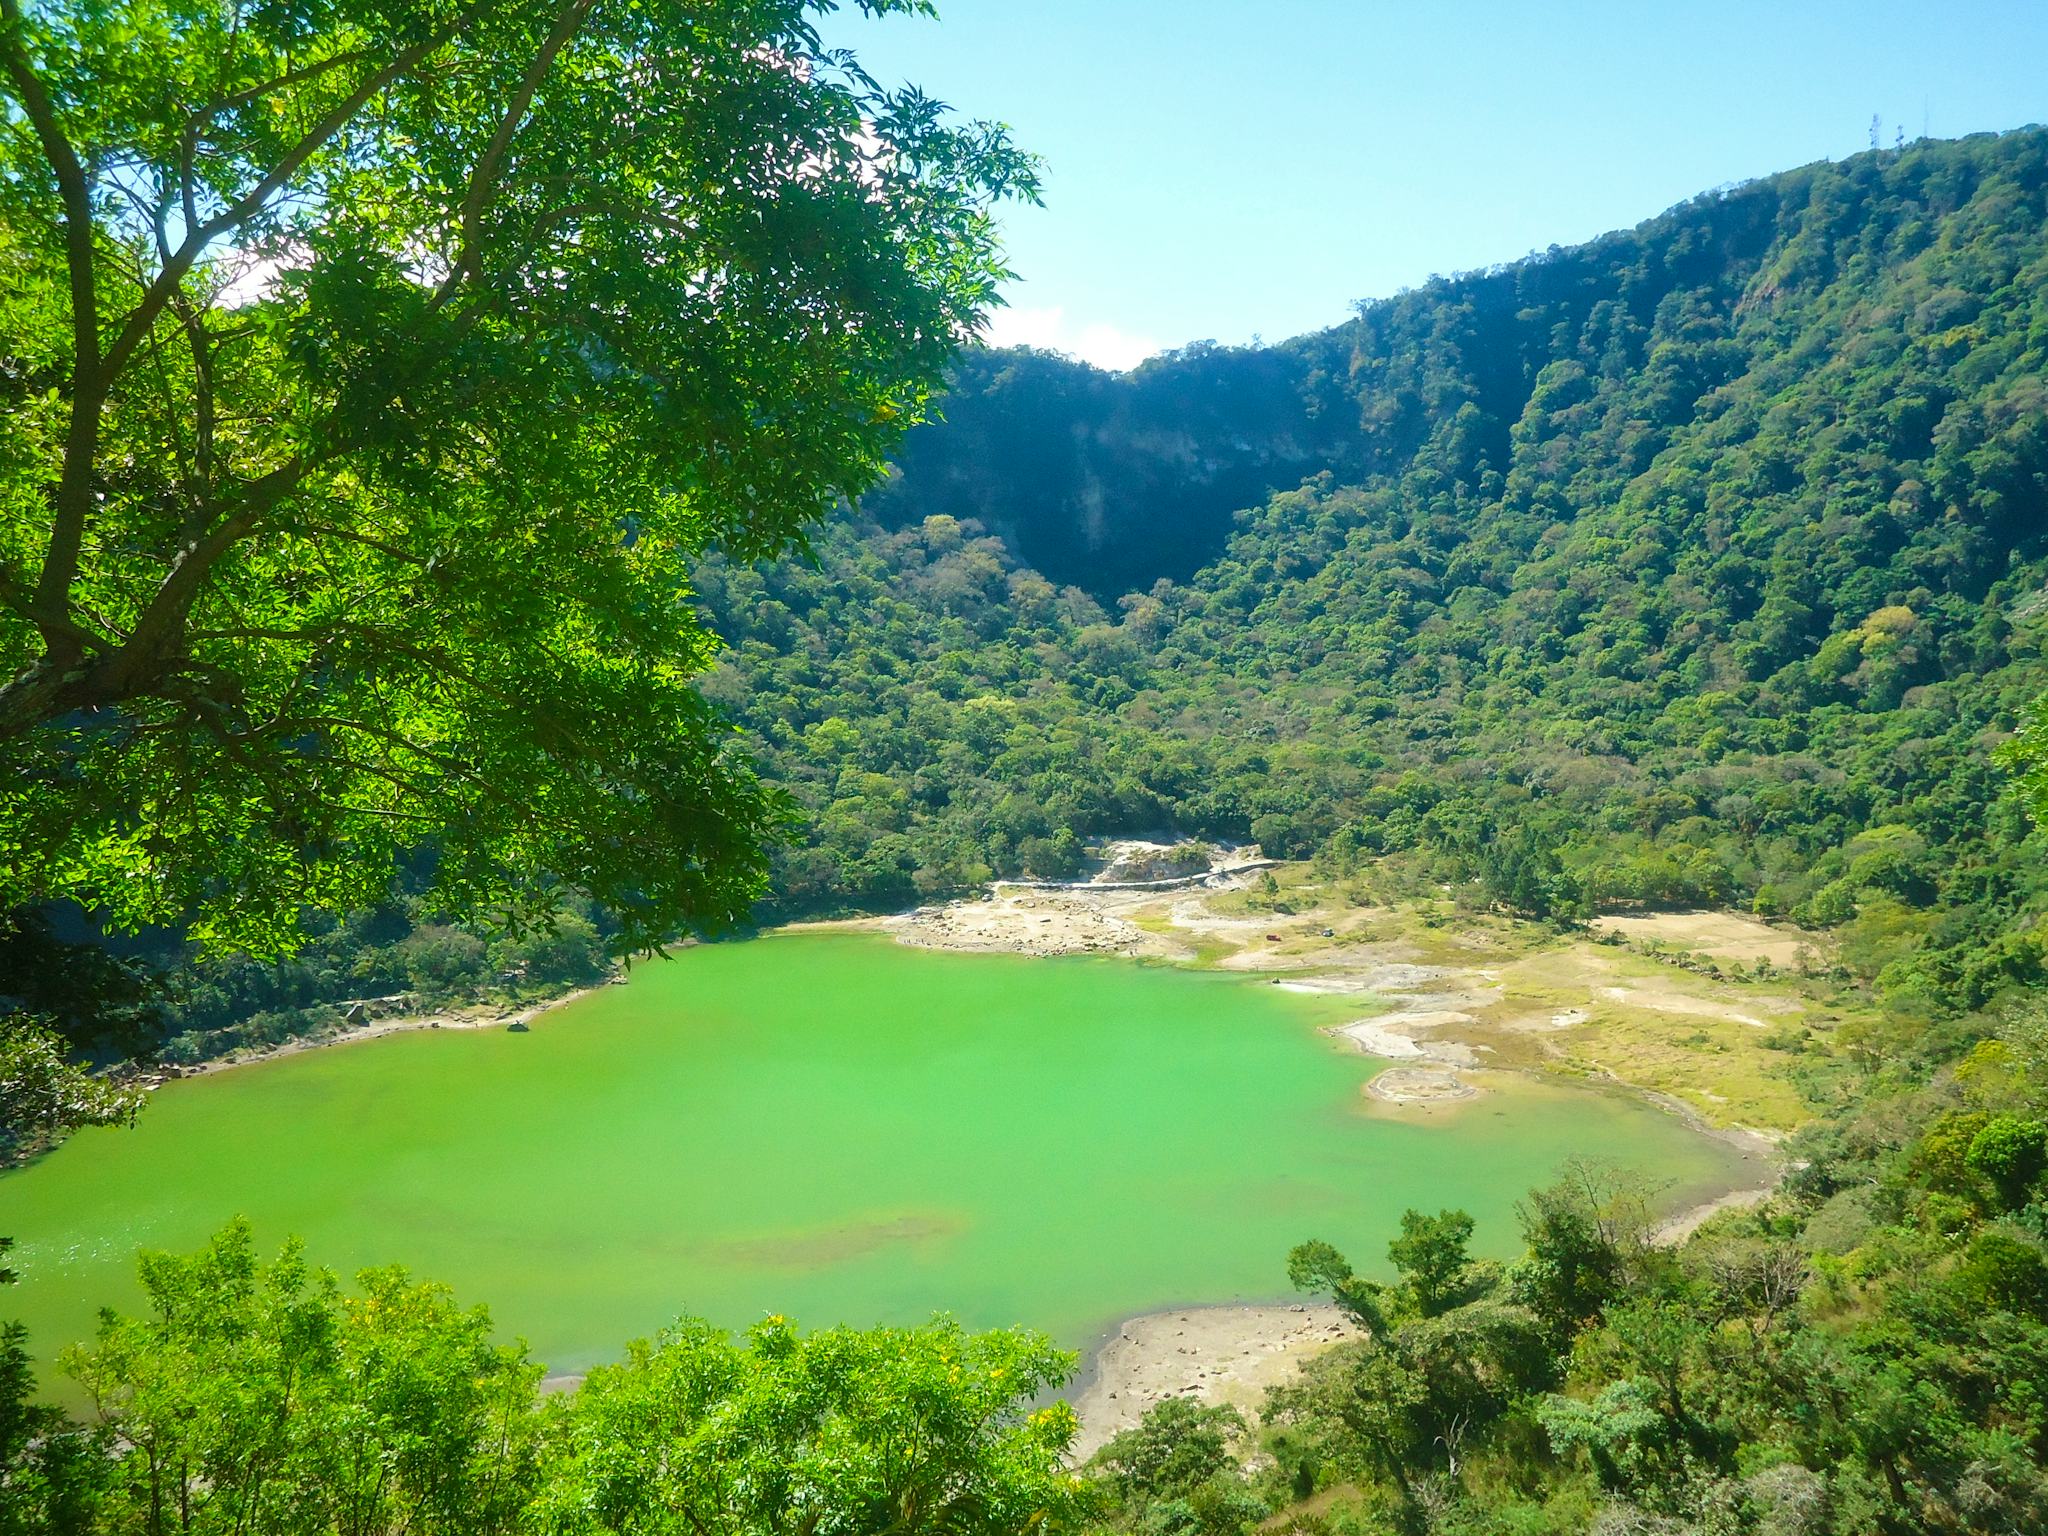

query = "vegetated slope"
[
  {"left": 20, "top": 132, "right": 2045, "bottom": 1065},
  {"left": 698, "top": 128, "right": 2048, "bottom": 1013},
  {"left": 859, "top": 343, "right": 1345, "bottom": 596}
]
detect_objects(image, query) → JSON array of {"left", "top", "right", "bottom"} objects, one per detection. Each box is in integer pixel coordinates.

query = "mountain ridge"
[{"left": 867, "top": 127, "right": 2047, "bottom": 606}]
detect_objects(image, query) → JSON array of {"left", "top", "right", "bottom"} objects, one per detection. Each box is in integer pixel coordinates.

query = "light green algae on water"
[{"left": 0, "top": 933, "right": 1747, "bottom": 1375}]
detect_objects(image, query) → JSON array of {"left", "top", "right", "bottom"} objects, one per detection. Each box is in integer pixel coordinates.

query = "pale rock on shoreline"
[{"left": 1066, "top": 1303, "right": 1360, "bottom": 1460}]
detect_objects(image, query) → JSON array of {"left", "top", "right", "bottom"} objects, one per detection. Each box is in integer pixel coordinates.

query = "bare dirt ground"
[
  {"left": 880, "top": 841, "right": 1265, "bottom": 958},
  {"left": 880, "top": 884, "right": 1176, "bottom": 958},
  {"left": 1589, "top": 909, "right": 1827, "bottom": 969},
  {"left": 1067, "top": 1303, "right": 1360, "bottom": 1460},
  {"left": 1360, "top": 1065, "right": 1478, "bottom": 1104}
]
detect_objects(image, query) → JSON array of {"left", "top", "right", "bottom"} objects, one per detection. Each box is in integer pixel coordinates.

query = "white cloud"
[{"left": 981, "top": 304, "right": 1161, "bottom": 372}]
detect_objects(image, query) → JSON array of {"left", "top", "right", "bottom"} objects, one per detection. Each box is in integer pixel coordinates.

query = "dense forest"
[{"left": 699, "top": 127, "right": 2048, "bottom": 1018}]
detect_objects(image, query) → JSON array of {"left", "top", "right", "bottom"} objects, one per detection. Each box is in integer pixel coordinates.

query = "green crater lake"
[{"left": 2, "top": 932, "right": 1749, "bottom": 1376}]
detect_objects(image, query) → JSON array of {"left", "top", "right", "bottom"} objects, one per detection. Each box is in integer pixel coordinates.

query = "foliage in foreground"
[
  {"left": 1, "top": 1222, "right": 1085, "bottom": 1535},
  {"left": 1096, "top": 1008, "right": 2048, "bottom": 1536},
  {"left": 0, "top": 0, "right": 1034, "bottom": 954},
  {"left": 0, "top": 1015, "right": 141, "bottom": 1163}
]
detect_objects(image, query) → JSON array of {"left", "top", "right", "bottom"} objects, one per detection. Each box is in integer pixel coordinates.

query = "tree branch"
[
  {"left": 283, "top": 519, "right": 433, "bottom": 568},
  {"left": 437, "top": 0, "right": 595, "bottom": 304},
  {"left": 103, "top": 20, "right": 469, "bottom": 386},
  {"left": 186, "top": 46, "right": 375, "bottom": 130},
  {"left": 171, "top": 682, "right": 307, "bottom": 829},
  {"left": 1, "top": 6, "right": 471, "bottom": 684},
  {"left": 1, "top": 0, "right": 102, "bottom": 654},
  {"left": 186, "top": 620, "right": 531, "bottom": 714},
  {"left": 2, "top": 590, "right": 113, "bottom": 651},
  {"left": 166, "top": 289, "right": 217, "bottom": 493},
  {"left": 114, "top": 457, "right": 311, "bottom": 676},
  {"left": 269, "top": 713, "right": 529, "bottom": 808}
]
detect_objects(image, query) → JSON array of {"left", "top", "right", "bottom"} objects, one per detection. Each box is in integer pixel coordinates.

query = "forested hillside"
[
  {"left": 700, "top": 127, "right": 2048, "bottom": 1018},
  {"left": 11, "top": 130, "right": 2047, "bottom": 1065}
]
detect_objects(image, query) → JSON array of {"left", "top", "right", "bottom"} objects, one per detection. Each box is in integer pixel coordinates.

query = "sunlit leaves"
[
  {"left": 0, "top": 0, "right": 1036, "bottom": 951},
  {"left": 54, "top": 1223, "right": 1085, "bottom": 1536},
  {"left": 0, "top": 1014, "right": 143, "bottom": 1159}
]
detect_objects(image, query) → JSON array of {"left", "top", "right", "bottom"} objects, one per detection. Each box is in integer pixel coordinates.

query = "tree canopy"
[
  {"left": 0, "top": 0, "right": 1035, "bottom": 953},
  {"left": 9, "top": 1221, "right": 1085, "bottom": 1536}
]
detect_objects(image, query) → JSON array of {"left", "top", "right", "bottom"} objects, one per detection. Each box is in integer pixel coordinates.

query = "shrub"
[
  {"left": 400, "top": 928, "right": 489, "bottom": 997},
  {"left": 1966, "top": 1116, "right": 2048, "bottom": 1208}
]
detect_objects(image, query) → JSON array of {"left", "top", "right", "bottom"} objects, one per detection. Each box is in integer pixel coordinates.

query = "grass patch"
[{"left": 1483, "top": 943, "right": 1860, "bottom": 1133}]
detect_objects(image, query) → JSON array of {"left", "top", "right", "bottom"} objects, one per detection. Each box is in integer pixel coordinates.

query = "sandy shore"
[
  {"left": 1062, "top": 1157, "right": 1782, "bottom": 1455},
  {"left": 1633, "top": 1087, "right": 1785, "bottom": 1243},
  {"left": 879, "top": 885, "right": 1188, "bottom": 959},
  {"left": 1361, "top": 1065, "right": 1479, "bottom": 1104},
  {"left": 1066, "top": 1302, "right": 1360, "bottom": 1459},
  {"left": 869, "top": 843, "right": 1275, "bottom": 959},
  {"left": 1651, "top": 1184, "right": 1776, "bottom": 1245},
  {"left": 1324, "top": 985, "right": 1491, "bottom": 1104}
]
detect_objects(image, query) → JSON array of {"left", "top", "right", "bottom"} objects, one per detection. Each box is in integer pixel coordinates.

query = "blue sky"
[{"left": 823, "top": 1, "right": 2048, "bottom": 368}]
